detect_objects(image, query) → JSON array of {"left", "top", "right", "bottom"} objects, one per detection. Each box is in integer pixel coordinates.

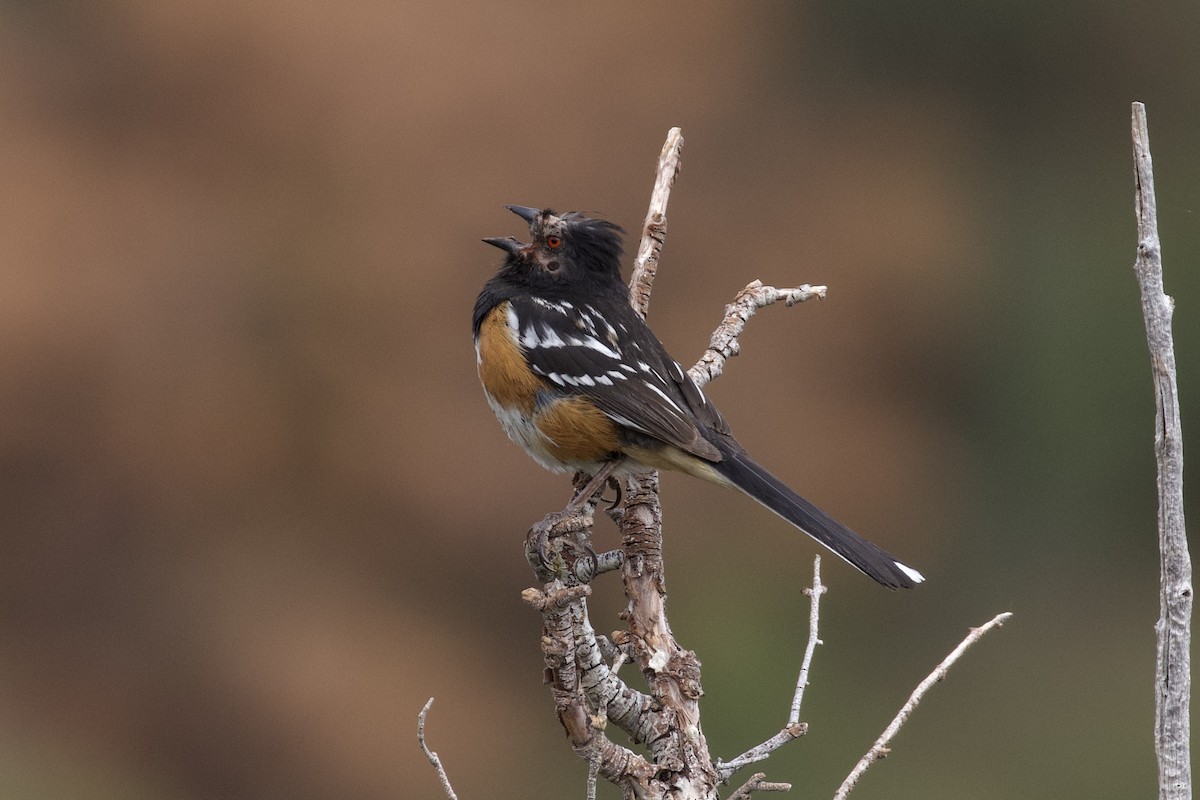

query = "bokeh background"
[{"left": 2, "top": 2, "right": 1197, "bottom": 798}]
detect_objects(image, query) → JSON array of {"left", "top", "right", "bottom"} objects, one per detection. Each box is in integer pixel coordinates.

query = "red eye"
[{"left": 546, "top": 235, "right": 562, "bottom": 249}]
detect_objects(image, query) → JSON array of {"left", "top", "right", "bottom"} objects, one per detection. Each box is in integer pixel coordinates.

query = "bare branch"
[
  {"left": 689, "top": 280, "right": 828, "bottom": 388},
  {"left": 629, "top": 127, "right": 684, "bottom": 318},
  {"left": 418, "top": 698, "right": 460, "bottom": 800},
  {"left": 1132, "top": 101, "right": 1193, "bottom": 800},
  {"left": 717, "top": 555, "right": 824, "bottom": 781},
  {"left": 832, "top": 612, "right": 1014, "bottom": 800}
]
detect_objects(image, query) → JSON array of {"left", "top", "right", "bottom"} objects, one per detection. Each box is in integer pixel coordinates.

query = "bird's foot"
[{"left": 525, "top": 506, "right": 593, "bottom": 582}]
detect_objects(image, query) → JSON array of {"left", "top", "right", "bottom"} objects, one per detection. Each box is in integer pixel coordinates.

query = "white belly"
[{"left": 482, "top": 388, "right": 580, "bottom": 474}]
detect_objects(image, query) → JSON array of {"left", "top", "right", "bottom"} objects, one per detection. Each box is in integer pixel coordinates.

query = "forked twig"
[
  {"left": 727, "top": 772, "right": 792, "bottom": 799},
  {"left": 689, "top": 280, "right": 827, "bottom": 388},
  {"left": 717, "top": 556, "right": 824, "bottom": 781}
]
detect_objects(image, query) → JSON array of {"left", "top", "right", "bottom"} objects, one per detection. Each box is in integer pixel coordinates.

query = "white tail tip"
[{"left": 896, "top": 561, "right": 926, "bottom": 584}]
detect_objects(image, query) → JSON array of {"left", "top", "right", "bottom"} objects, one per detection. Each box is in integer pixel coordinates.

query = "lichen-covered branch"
[
  {"left": 689, "top": 281, "right": 827, "bottom": 389},
  {"left": 1131, "top": 101, "right": 1192, "bottom": 800},
  {"left": 609, "top": 474, "right": 717, "bottom": 792},
  {"left": 529, "top": 576, "right": 657, "bottom": 792}
]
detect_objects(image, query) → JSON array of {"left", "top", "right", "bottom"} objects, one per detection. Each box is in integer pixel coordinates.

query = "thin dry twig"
[
  {"left": 418, "top": 698, "right": 460, "bottom": 800},
  {"left": 791, "top": 555, "right": 826, "bottom": 724},
  {"left": 689, "top": 280, "right": 827, "bottom": 388},
  {"left": 832, "top": 612, "right": 1014, "bottom": 800},
  {"left": 727, "top": 772, "right": 793, "bottom": 800},
  {"left": 1131, "top": 101, "right": 1192, "bottom": 800},
  {"left": 629, "top": 127, "right": 684, "bottom": 318},
  {"left": 716, "top": 556, "right": 824, "bottom": 781}
]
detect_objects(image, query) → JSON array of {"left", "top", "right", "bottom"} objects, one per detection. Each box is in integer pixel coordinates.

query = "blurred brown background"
[{"left": 1, "top": 1, "right": 1197, "bottom": 798}]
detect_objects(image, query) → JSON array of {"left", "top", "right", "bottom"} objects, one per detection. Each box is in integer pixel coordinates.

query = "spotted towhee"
[{"left": 473, "top": 205, "right": 924, "bottom": 589}]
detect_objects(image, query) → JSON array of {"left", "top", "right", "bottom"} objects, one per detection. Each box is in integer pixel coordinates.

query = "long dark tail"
[{"left": 711, "top": 447, "right": 924, "bottom": 589}]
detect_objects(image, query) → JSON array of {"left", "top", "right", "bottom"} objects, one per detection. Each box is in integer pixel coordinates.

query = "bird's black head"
[{"left": 483, "top": 205, "right": 625, "bottom": 295}]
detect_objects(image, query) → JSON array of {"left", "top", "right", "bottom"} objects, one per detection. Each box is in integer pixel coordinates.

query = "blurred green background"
[{"left": 1, "top": 1, "right": 1196, "bottom": 798}]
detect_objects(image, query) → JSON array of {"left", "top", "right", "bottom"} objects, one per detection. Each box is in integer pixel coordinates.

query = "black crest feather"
[{"left": 561, "top": 212, "right": 624, "bottom": 274}]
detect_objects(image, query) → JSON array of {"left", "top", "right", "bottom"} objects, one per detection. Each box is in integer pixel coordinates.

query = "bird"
[{"left": 473, "top": 204, "right": 924, "bottom": 589}]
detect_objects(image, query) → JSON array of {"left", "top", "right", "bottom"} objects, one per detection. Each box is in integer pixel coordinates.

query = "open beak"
[
  {"left": 504, "top": 205, "right": 541, "bottom": 224},
  {"left": 482, "top": 236, "right": 524, "bottom": 255},
  {"left": 483, "top": 204, "right": 541, "bottom": 254}
]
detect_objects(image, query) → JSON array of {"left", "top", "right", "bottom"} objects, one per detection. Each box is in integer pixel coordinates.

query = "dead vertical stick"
[
  {"left": 629, "top": 127, "right": 684, "bottom": 318},
  {"left": 1131, "top": 101, "right": 1192, "bottom": 800}
]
